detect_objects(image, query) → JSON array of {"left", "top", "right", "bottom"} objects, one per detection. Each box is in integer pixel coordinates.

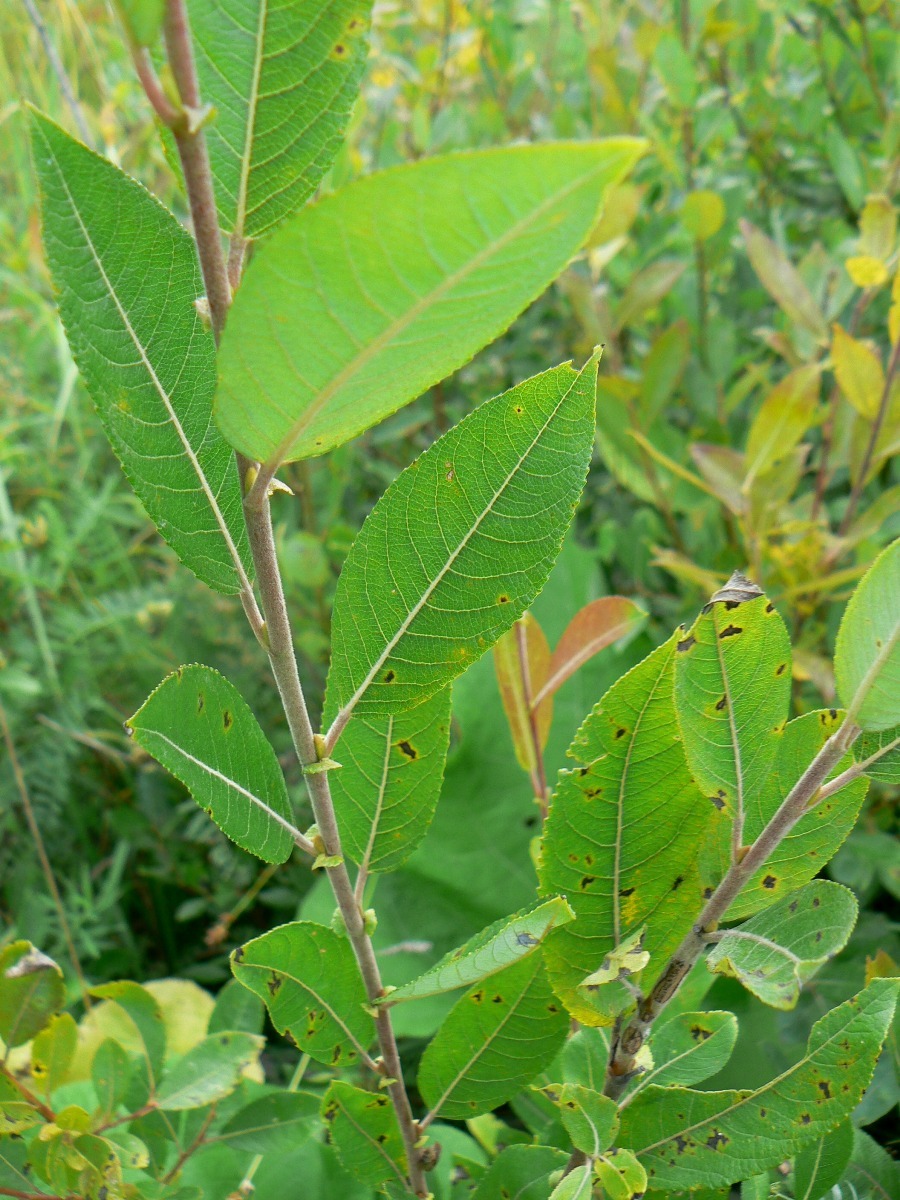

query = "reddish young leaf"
[
  {"left": 533, "top": 598, "right": 646, "bottom": 708},
  {"left": 493, "top": 614, "right": 553, "bottom": 773}
]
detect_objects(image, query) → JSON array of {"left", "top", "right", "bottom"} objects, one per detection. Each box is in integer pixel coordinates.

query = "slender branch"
[
  {"left": 816, "top": 733, "right": 900, "bottom": 804},
  {"left": 21, "top": 0, "right": 93, "bottom": 148},
  {"left": 94, "top": 1102, "right": 156, "bottom": 1134},
  {"left": 602, "top": 715, "right": 859, "bottom": 1101},
  {"left": 162, "top": 0, "right": 232, "bottom": 340},
  {"left": 244, "top": 497, "right": 429, "bottom": 1196},
  {"left": 0, "top": 701, "right": 91, "bottom": 1009},
  {"left": 131, "top": 47, "right": 182, "bottom": 127},
  {"left": 839, "top": 334, "right": 900, "bottom": 535},
  {"left": 0, "top": 1189, "right": 67, "bottom": 1200},
  {"left": 0, "top": 1061, "right": 55, "bottom": 1123},
  {"left": 161, "top": 1105, "right": 217, "bottom": 1184}
]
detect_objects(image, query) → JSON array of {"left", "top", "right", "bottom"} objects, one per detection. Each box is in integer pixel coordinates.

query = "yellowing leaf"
[
  {"left": 493, "top": 614, "right": 552, "bottom": 774},
  {"left": 580, "top": 927, "right": 650, "bottom": 990},
  {"left": 832, "top": 325, "right": 885, "bottom": 420},
  {"left": 845, "top": 256, "right": 889, "bottom": 289},
  {"left": 741, "top": 220, "right": 827, "bottom": 343},
  {"left": 859, "top": 194, "right": 896, "bottom": 261},
  {"left": 681, "top": 191, "right": 726, "bottom": 241},
  {"left": 743, "top": 364, "right": 820, "bottom": 487}
]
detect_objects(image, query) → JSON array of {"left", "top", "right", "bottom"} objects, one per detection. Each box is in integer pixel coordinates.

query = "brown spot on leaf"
[
  {"left": 222, "top": 709, "right": 233, "bottom": 731},
  {"left": 580, "top": 875, "right": 597, "bottom": 890},
  {"left": 818, "top": 1081, "right": 832, "bottom": 1099},
  {"left": 672, "top": 875, "right": 684, "bottom": 891},
  {"left": 776, "top": 663, "right": 787, "bottom": 676},
  {"left": 800, "top": 1113, "right": 811, "bottom": 1125},
  {"left": 690, "top": 1024, "right": 712, "bottom": 1042},
  {"left": 620, "top": 886, "right": 635, "bottom": 897},
  {"left": 498, "top": 594, "right": 510, "bottom": 604},
  {"left": 677, "top": 635, "right": 696, "bottom": 653},
  {"left": 384, "top": 670, "right": 396, "bottom": 683},
  {"left": 197, "top": 692, "right": 205, "bottom": 713},
  {"left": 715, "top": 695, "right": 727, "bottom": 711},
  {"left": 762, "top": 875, "right": 777, "bottom": 889},
  {"left": 397, "top": 740, "right": 417, "bottom": 760},
  {"left": 765, "top": 602, "right": 774, "bottom": 613},
  {"left": 719, "top": 624, "right": 742, "bottom": 639},
  {"left": 706, "top": 1131, "right": 728, "bottom": 1150},
  {"left": 615, "top": 727, "right": 627, "bottom": 739}
]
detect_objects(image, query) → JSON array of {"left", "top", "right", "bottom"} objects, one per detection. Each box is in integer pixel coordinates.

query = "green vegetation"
[{"left": 1, "top": 2, "right": 897, "bottom": 1199}]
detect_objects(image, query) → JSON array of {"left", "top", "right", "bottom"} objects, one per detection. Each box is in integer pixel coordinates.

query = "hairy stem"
[{"left": 602, "top": 715, "right": 859, "bottom": 1100}]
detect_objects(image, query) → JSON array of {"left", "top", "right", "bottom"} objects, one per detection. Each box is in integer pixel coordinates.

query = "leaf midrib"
[
  {"left": 40, "top": 126, "right": 252, "bottom": 596},
  {"left": 264, "top": 159, "right": 611, "bottom": 466},
  {"left": 233, "top": 0, "right": 268, "bottom": 241}
]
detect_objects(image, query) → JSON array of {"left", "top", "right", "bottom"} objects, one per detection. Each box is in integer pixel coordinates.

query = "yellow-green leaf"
[{"left": 832, "top": 324, "right": 884, "bottom": 420}]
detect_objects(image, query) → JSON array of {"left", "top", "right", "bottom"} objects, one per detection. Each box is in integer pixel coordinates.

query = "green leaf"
[
  {"left": 556, "top": 1084, "right": 618, "bottom": 1155},
  {"left": 727, "top": 710, "right": 868, "bottom": 920},
  {"left": 793, "top": 1119, "right": 854, "bottom": 1200},
  {"left": 113, "top": 0, "right": 164, "bottom": 45},
  {"left": 209, "top": 978, "right": 265, "bottom": 1035},
  {"left": 550, "top": 1163, "right": 594, "bottom": 1200},
  {"left": 743, "top": 366, "right": 821, "bottom": 488},
  {"left": 841, "top": 1128, "right": 900, "bottom": 1200},
  {"left": 218, "top": 1091, "right": 320, "bottom": 1153},
  {"left": 31, "top": 1012, "right": 78, "bottom": 1098},
  {"left": 231, "top": 921, "right": 374, "bottom": 1067},
  {"left": 381, "top": 897, "right": 574, "bottom": 1005},
  {"left": 594, "top": 1148, "right": 648, "bottom": 1200},
  {"left": 29, "top": 110, "right": 252, "bottom": 595},
  {"left": 634, "top": 1012, "right": 738, "bottom": 1092},
  {"left": 89, "top": 981, "right": 166, "bottom": 1089},
  {"left": 674, "top": 579, "right": 792, "bottom": 881},
  {"left": 417, "top": 954, "right": 569, "bottom": 1121},
  {"left": 91, "top": 1038, "right": 133, "bottom": 1118},
  {"left": 127, "top": 665, "right": 296, "bottom": 864},
  {"left": 327, "top": 356, "right": 599, "bottom": 721},
  {"left": 215, "top": 141, "right": 645, "bottom": 463},
  {"left": 471, "top": 1146, "right": 568, "bottom": 1200},
  {"left": 708, "top": 881, "right": 858, "bottom": 1009},
  {"left": 620, "top": 978, "right": 899, "bottom": 1192},
  {"left": 155, "top": 1031, "right": 263, "bottom": 1110},
  {"left": 0, "top": 941, "right": 64, "bottom": 1049},
  {"left": 855, "top": 725, "right": 900, "bottom": 782},
  {"left": 0, "top": 1073, "right": 44, "bottom": 1134},
  {"left": 326, "top": 686, "right": 452, "bottom": 872},
  {"left": 835, "top": 538, "right": 900, "bottom": 731},
  {"left": 321, "top": 1081, "right": 408, "bottom": 1190},
  {"left": 538, "top": 634, "right": 710, "bottom": 1024},
  {"left": 192, "top": 0, "right": 372, "bottom": 240}
]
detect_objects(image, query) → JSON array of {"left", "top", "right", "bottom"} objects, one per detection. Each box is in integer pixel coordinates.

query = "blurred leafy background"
[{"left": 1, "top": 0, "right": 898, "bottom": 1154}]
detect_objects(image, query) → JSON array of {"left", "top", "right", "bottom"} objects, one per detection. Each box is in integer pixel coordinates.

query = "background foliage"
[{"left": 1, "top": 0, "right": 898, "bottom": 1187}]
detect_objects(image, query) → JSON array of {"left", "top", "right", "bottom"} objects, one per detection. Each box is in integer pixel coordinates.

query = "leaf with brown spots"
[
  {"left": 674, "top": 588, "right": 791, "bottom": 884},
  {"left": 230, "top": 921, "right": 374, "bottom": 1068},
  {"left": 325, "top": 686, "right": 451, "bottom": 873},
  {"left": 627, "top": 1011, "right": 738, "bottom": 1095},
  {"left": 127, "top": 665, "right": 296, "bottom": 864},
  {"left": 320, "top": 1080, "right": 408, "bottom": 1189},
  {"left": 708, "top": 881, "right": 857, "bottom": 1009},
  {"left": 417, "top": 954, "right": 569, "bottom": 1121},
  {"left": 620, "top": 978, "right": 899, "bottom": 1191},
  {"left": 539, "top": 634, "right": 711, "bottom": 1025},
  {"left": 727, "top": 710, "right": 868, "bottom": 920},
  {"left": 554, "top": 1083, "right": 619, "bottom": 1155},
  {"left": 326, "top": 355, "right": 601, "bottom": 723},
  {"left": 594, "top": 1147, "right": 648, "bottom": 1200}
]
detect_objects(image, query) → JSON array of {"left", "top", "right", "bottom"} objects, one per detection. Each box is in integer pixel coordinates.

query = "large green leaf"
[
  {"left": 726, "top": 710, "right": 868, "bottom": 920},
  {"left": 674, "top": 582, "right": 792, "bottom": 879},
  {"left": 834, "top": 538, "right": 900, "bottom": 730},
  {"left": 633, "top": 1011, "right": 738, "bottom": 1093},
  {"left": 127, "top": 665, "right": 296, "bottom": 864},
  {"left": 538, "top": 635, "right": 711, "bottom": 1024},
  {"left": 327, "top": 687, "right": 452, "bottom": 872},
  {"left": 471, "top": 1146, "right": 568, "bottom": 1200},
  {"left": 29, "top": 110, "right": 251, "bottom": 595},
  {"left": 89, "top": 981, "right": 166, "bottom": 1090},
  {"left": 0, "top": 941, "right": 64, "bottom": 1049},
  {"left": 620, "top": 978, "right": 898, "bottom": 1192},
  {"left": 793, "top": 1119, "right": 854, "bottom": 1200},
  {"left": 231, "top": 921, "right": 374, "bottom": 1067},
  {"left": 321, "top": 1081, "right": 408, "bottom": 1189},
  {"left": 708, "top": 881, "right": 857, "bottom": 1009},
  {"left": 192, "top": 0, "right": 372, "bottom": 240},
  {"left": 215, "top": 141, "right": 644, "bottom": 463},
  {"left": 326, "top": 357, "right": 599, "bottom": 722},
  {"left": 382, "top": 897, "right": 573, "bottom": 1005},
  {"left": 417, "top": 954, "right": 568, "bottom": 1121},
  {"left": 218, "top": 1091, "right": 320, "bottom": 1153},
  {"left": 155, "top": 1032, "right": 263, "bottom": 1110}
]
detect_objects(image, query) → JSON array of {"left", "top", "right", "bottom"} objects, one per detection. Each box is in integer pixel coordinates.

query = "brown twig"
[{"left": 0, "top": 1061, "right": 55, "bottom": 1123}]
